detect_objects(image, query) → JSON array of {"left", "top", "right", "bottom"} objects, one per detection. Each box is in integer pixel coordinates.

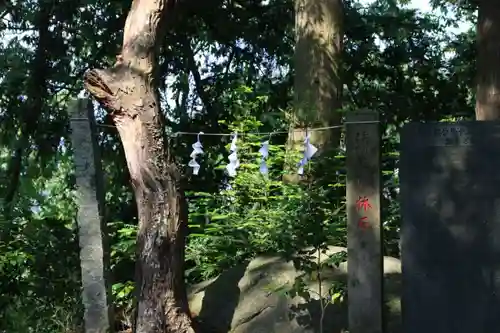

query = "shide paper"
[
  {"left": 258, "top": 140, "right": 269, "bottom": 175},
  {"left": 226, "top": 133, "right": 240, "bottom": 177},
  {"left": 297, "top": 133, "right": 317, "bottom": 175},
  {"left": 188, "top": 132, "right": 204, "bottom": 175}
]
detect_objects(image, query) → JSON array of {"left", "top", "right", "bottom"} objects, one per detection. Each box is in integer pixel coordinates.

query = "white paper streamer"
[
  {"left": 297, "top": 132, "right": 318, "bottom": 175},
  {"left": 258, "top": 140, "right": 269, "bottom": 175},
  {"left": 188, "top": 132, "right": 204, "bottom": 175},
  {"left": 226, "top": 133, "right": 240, "bottom": 177}
]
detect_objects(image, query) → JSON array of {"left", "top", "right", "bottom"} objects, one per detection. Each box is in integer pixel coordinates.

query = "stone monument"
[{"left": 400, "top": 121, "right": 500, "bottom": 333}]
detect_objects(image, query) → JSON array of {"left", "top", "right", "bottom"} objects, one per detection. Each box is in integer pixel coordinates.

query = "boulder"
[{"left": 188, "top": 246, "right": 402, "bottom": 333}]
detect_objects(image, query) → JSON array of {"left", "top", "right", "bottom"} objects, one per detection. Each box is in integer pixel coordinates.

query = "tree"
[
  {"left": 285, "top": 0, "right": 344, "bottom": 182},
  {"left": 476, "top": 0, "right": 500, "bottom": 120},
  {"left": 83, "top": 0, "right": 195, "bottom": 332}
]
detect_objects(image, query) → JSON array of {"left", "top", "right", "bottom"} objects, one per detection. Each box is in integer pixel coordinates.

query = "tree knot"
[{"left": 83, "top": 69, "right": 115, "bottom": 109}]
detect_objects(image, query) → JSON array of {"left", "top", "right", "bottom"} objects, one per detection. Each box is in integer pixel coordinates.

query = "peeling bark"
[{"left": 83, "top": 0, "right": 194, "bottom": 332}]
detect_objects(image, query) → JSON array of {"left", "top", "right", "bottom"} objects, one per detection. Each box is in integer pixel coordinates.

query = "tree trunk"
[
  {"left": 476, "top": 0, "right": 500, "bottom": 120},
  {"left": 83, "top": 1, "right": 195, "bottom": 332},
  {"left": 3, "top": 0, "right": 49, "bottom": 220},
  {"left": 285, "top": 0, "right": 343, "bottom": 182}
]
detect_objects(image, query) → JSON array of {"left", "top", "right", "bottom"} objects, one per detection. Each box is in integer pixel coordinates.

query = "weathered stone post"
[
  {"left": 69, "top": 98, "right": 112, "bottom": 333},
  {"left": 346, "top": 109, "right": 382, "bottom": 333}
]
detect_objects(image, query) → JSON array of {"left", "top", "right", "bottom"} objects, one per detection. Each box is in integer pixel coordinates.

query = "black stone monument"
[{"left": 400, "top": 121, "right": 500, "bottom": 333}]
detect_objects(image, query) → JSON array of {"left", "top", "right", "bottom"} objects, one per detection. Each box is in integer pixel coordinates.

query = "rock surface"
[{"left": 188, "top": 246, "right": 402, "bottom": 333}]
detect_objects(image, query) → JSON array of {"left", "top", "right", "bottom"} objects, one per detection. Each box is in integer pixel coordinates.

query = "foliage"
[
  {"left": 185, "top": 108, "right": 347, "bottom": 283},
  {"left": 0, "top": 0, "right": 480, "bottom": 331}
]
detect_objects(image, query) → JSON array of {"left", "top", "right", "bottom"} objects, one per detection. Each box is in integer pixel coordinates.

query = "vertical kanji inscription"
[
  {"left": 346, "top": 109, "right": 382, "bottom": 333},
  {"left": 356, "top": 196, "right": 372, "bottom": 229}
]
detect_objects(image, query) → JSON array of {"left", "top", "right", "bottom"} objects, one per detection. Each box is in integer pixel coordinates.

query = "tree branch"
[
  {"left": 4, "top": 0, "right": 49, "bottom": 214},
  {"left": 181, "top": 35, "right": 214, "bottom": 113},
  {"left": 4, "top": 143, "right": 23, "bottom": 210},
  {"left": 222, "top": 46, "right": 235, "bottom": 83}
]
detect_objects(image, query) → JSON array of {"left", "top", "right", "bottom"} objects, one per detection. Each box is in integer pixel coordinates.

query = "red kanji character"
[
  {"left": 358, "top": 216, "right": 369, "bottom": 229},
  {"left": 356, "top": 196, "right": 372, "bottom": 211}
]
